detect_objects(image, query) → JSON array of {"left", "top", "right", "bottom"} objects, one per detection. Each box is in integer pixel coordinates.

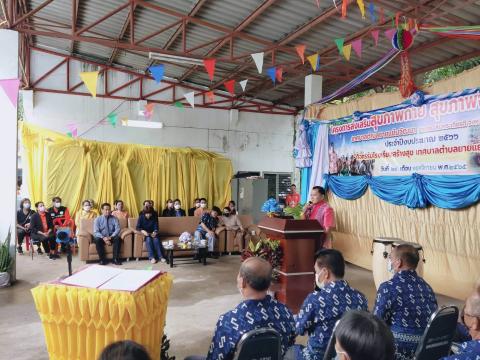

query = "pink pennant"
[
  {"left": 0, "top": 79, "right": 20, "bottom": 108},
  {"left": 371, "top": 30, "right": 380, "bottom": 46},
  {"left": 351, "top": 39, "right": 363, "bottom": 58},
  {"left": 315, "top": 0, "right": 320, "bottom": 8},
  {"left": 385, "top": 29, "right": 396, "bottom": 41},
  {"left": 224, "top": 80, "right": 235, "bottom": 96},
  {"left": 276, "top": 67, "right": 283, "bottom": 82}
]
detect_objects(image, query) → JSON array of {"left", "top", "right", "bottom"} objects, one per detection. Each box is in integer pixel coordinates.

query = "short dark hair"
[
  {"left": 166, "top": 199, "right": 173, "bottom": 204},
  {"left": 114, "top": 199, "right": 123, "bottom": 205},
  {"left": 211, "top": 206, "right": 221, "bottom": 214},
  {"left": 174, "top": 199, "right": 181, "bottom": 203},
  {"left": 19, "top": 198, "right": 30, "bottom": 209},
  {"left": 194, "top": 198, "right": 200, "bottom": 202},
  {"left": 291, "top": 184, "right": 296, "bottom": 188},
  {"left": 35, "top": 201, "right": 44, "bottom": 208},
  {"left": 98, "top": 340, "right": 151, "bottom": 360},
  {"left": 335, "top": 311, "right": 395, "bottom": 360},
  {"left": 200, "top": 198, "right": 207, "bottom": 202},
  {"left": 52, "top": 196, "right": 61, "bottom": 202},
  {"left": 315, "top": 249, "right": 345, "bottom": 278},
  {"left": 101, "top": 203, "right": 111, "bottom": 209},
  {"left": 229, "top": 200, "right": 236, "bottom": 206},
  {"left": 143, "top": 200, "right": 150, "bottom": 206},
  {"left": 240, "top": 258, "right": 272, "bottom": 291},
  {"left": 312, "top": 186, "right": 326, "bottom": 195},
  {"left": 394, "top": 244, "right": 420, "bottom": 269},
  {"left": 82, "top": 200, "right": 91, "bottom": 206}
]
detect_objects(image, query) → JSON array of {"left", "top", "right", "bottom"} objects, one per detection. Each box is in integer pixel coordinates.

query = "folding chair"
[
  {"left": 233, "top": 328, "right": 282, "bottom": 360},
  {"left": 413, "top": 305, "right": 459, "bottom": 360},
  {"left": 323, "top": 320, "right": 340, "bottom": 360}
]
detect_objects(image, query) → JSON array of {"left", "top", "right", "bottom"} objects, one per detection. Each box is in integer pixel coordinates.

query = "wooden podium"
[{"left": 258, "top": 217, "right": 324, "bottom": 314}]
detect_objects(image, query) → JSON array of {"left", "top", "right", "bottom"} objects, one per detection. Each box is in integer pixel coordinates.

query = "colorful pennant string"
[
  {"left": 79, "top": 71, "right": 99, "bottom": 98},
  {"left": 357, "top": 0, "right": 366, "bottom": 19},
  {"left": 224, "top": 79, "right": 236, "bottom": 95},
  {"left": 267, "top": 67, "right": 277, "bottom": 84},
  {"left": 149, "top": 65, "right": 164, "bottom": 83},
  {"left": 0, "top": 78, "right": 20, "bottom": 108},
  {"left": 203, "top": 59, "right": 216, "bottom": 81}
]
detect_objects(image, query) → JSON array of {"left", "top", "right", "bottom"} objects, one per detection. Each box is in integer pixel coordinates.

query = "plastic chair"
[
  {"left": 413, "top": 305, "right": 459, "bottom": 360},
  {"left": 323, "top": 320, "right": 340, "bottom": 360},
  {"left": 232, "top": 328, "right": 281, "bottom": 360}
]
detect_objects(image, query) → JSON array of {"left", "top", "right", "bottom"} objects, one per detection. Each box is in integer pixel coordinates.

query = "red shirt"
[
  {"left": 39, "top": 213, "right": 49, "bottom": 233},
  {"left": 305, "top": 200, "right": 335, "bottom": 232},
  {"left": 286, "top": 193, "right": 300, "bottom": 206}
]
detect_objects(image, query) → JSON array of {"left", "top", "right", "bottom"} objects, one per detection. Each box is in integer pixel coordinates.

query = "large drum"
[{"left": 371, "top": 237, "right": 425, "bottom": 289}]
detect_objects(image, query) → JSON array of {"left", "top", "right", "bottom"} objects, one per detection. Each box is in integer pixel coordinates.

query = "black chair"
[
  {"left": 233, "top": 328, "right": 281, "bottom": 360},
  {"left": 322, "top": 320, "right": 340, "bottom": 360},
  {"left": 414, "top": 305, "right": 459, "bottom": 360}
]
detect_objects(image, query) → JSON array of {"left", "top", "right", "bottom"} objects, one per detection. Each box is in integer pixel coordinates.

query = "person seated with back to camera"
[
  {"left": 374, "top": 243, "right": 438, "bottom": 360},
  {"left": 30, "top": 201, "right": 58, "bottom": 259},
  {"left": 194, "top": 198, "right": 209, "bottom": 217},
  {"left": 194, "top": 206, "right": 221, "bottom": 259},
  {"left": 334, "top": 310, "right": 395, "bottom": 360},
  {"left": 16, "top": 198, "right": 35, "bottom": 254},
  {"left": 136, "top": 207, "right": 165, "bottom": 264},
  {"left": 112, "top": 199, "right": 129, "bottom": 220},
  {"left": 173, "top": 199, "right": 186, "bottom": 217},
  {"left": 440, "top": 279, "right": 480, "bottom": 360},
  {"left": 285, "top": 249, "right": 368, "bottom": 360},
  {"left": 93, "top": 202, "right": 122, "bottom": 266},
  {"left": 161, "top": 199, "right": 176, "bottom": 217},
  {"left": 220, "top": 206, "right": 244, "bottom": 251},
  {"left": 188, "top": 198, "right": 201, "bottom": 216},
  {"left": 184, "top": 257, "right": 296, "bottom": 360},
  {"left": 98, "top": 340, "right": 151, "bottom": 360}
]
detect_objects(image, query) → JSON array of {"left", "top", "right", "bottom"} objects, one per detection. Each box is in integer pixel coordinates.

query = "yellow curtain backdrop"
[
  {"left": 21, "top": 123, "right": 232, "bottom": 218},
  {"left": 307, "top": 66, "right": 480, "bottom": 300}
]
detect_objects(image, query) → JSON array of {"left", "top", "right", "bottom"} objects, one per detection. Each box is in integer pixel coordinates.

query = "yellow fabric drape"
[
  {"left": 21, "top": 123, "right": 232, "bottom": 218},
  {"left": 31, "top": 273, "right": 173, "bottom": 360}
]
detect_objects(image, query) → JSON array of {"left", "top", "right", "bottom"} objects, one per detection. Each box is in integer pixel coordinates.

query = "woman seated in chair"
[
  {"left": 75, "top": 200, "right": 97, "bottom": 234},
  {"left": 136, "top": 208, "right": 165, "bottom": 264},
  {"left": 112, "top": 199, "right": 129, "bottom": 220},
  {"left": 173, "top": 199, "right": 186, "bottom": 217},
  {"left": 16, "top": 198, "right": 35, "bottom": 254},
  {"left": 162, "top": 199, "right": 176, "bottom": 217},
  {"left": 220, "top": 207, "right": 245, "bottom": 251}
]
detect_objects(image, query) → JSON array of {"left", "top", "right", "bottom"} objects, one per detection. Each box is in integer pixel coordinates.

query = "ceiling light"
[
  {"left": 149, "top": 52, "right": 204, "bottom": 66},
  {"left": 122, "top": 120, "right": 164, "bottom": 129}
]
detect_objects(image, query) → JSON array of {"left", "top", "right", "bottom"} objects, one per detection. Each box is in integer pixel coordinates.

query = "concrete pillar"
[
  {"left": 0, "top": 30, "right": 19, "bottom": 282},
  {"left": 304, "top": 74, "right": 323, "bottom": 107}
]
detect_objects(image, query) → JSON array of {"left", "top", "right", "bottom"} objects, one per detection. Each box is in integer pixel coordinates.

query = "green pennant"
[
  {"left": 334, "top": 38, "right": 345, "bottom": 55},
  {"left": 67, "top": 132, "right": 73, "bottom": 138},
  {"left": 107, "top": 113, "right": 118, "bottom": 127},
  {"left": 174, "top": 101, "right": 184, "bottom": 109}
]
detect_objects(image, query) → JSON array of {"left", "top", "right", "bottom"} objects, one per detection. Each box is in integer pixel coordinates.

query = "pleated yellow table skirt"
[{"left": 31, "top": 273, "right": 173, "bottom": 360}]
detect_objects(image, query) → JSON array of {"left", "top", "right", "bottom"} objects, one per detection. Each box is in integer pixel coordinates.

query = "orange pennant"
[
  {"left": 295, "top": 44, "right": 306, "bottom": 64},
  {"left": 276, "top": 67, "right": 283, "bottom": 82},
  {"left": 342, "top": 0, "right": 348, "bottom": 18},
  {"left": 206, "top": 90, "right": 215, "bottom": 103}
]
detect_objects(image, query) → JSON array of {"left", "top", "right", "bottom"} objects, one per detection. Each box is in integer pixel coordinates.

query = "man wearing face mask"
[
  {"left": 374, "top": 244, "right": 437, "bottom": 360},
  {"left": 162, "top": 199, "right": 176, "bottom": 217},
  {"left": 185, "top": 257, "right": 295, "bottom": 360},
  {"left": 30, "top": 202, "right": 58, "bottom": 259},
  {"left": 194, "top": 198, "right": 209, "bottom": 217},
  {"left": 290, "top": 249, "right": 368, "bottom": 360},
  {"left": 440, "top": 279, "right": 480, "bottom": 360},
  {"left": 48, "top": 196, "right": 73, "bottom": 252},
  {"left": 172, "top": 199, "right": 186, "bottom": 217},
  {"left": 188, "top": 198, "right": 200, "bottom": 217}
]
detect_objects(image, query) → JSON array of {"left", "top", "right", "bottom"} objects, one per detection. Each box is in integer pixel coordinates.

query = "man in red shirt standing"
[
  {"left": 303, "top": 186, "right": 335, "bottom": 248},
  {"left": 285, "top": 184, "right": 301, "bottom": 208}
]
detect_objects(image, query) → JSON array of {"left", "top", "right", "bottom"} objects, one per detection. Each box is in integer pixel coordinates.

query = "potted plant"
[
  {"left": 0, "top": 229, "right": 13, "bottom": 288},
  {"left": 241, "top": 238, "right": 283, "bottom": 282}
]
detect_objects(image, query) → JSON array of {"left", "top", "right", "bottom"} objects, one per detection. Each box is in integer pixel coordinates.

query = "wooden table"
[{"left": 164, "top": 245, "right": 208, "bottom": 268}]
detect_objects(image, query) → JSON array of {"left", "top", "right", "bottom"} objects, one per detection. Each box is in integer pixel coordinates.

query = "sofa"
[
  {"left": 217, "top": 214, "right": 255, "bottom": 253},
  {"left": 78, "top": 217, "right": 134, "bottom": 261}
]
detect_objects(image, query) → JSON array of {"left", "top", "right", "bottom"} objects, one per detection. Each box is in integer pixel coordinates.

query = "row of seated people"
[{"left": 187, "top": 245, "right": 478, "bottom": 360}]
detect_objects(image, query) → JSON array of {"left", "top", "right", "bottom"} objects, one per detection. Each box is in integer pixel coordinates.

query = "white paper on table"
[
  {"left": 98, "top": 270, "right": 161, "bottom": 292},
  {"left": 60, "top": 264, "right": 123, "bottom": 288}
]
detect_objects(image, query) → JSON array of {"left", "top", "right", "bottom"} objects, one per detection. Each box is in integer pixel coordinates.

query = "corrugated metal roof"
[{"left": 25, "top": 0, "right": 480, "bottom": 108}]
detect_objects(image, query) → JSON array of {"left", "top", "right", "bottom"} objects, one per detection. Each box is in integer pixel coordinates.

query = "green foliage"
[
  {"left": 242, "top": 238, "right": 283, "bottom": 280},
  {"left": 160, "top": 333, "right": 175, "bottom": 360},
  {"left": 0, "top": 229, "right": 13, "bottom": 273},
  {"left": 424, "top": 57, "right": 480, "bottom": 85},
  {"left": 283, "top": 204, "right": 304, "bottom": 219}
]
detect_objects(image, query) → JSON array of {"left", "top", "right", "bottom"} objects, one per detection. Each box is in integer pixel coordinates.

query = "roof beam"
[
  {"left": 108, "top": 2, "right": 136, "bottom": 64},
  {"left": 75, "top": 2, "right": 129, "bottom": 36},
  {"left": 10, "top": 0, "right": 55, "bottom": 28}
]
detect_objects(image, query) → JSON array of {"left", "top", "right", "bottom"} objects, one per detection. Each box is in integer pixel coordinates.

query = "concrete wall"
[{"left": 24, "top": 50, "right": 296, "bottom": 174}]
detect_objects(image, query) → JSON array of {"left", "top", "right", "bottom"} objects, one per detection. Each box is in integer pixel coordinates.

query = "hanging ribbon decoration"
[
  {"left": 420, "top": 25, "right": 480, "bottom": 40},
  {"left": 392, "top": 29, "right": 416, "bottom": 98}
]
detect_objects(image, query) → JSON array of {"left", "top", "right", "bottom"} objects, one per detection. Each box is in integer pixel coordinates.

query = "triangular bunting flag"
[
  {"left": 121, "top": 117, "right": 128, "bottom": 126},
  {"left": 379, "top": 7, "right": 385, "bottom": 23},
  {"left": 295, "top": 44, "right": 306, "bottom": 64},
  {"left": 148, "top": 65, "right": 164, "bottom": 83},
  {"left": 239, "top": 79, "right": 248, "bottom": 92},
  {"left": 385, "top": 28, "right": 396, "bottom": 41},
  {"left": 251, "top": 52, "right": 264, "bottom": 74},
  {"left": 203, "top": 59, "right": 216, "bottom": 81},
  {"left": 0, "top": 78, "right": 20, "bottom": 108},
  {"left": 107, "top": 113, "right": 118, "bottom": 127},
  {"left": 395, "top": 12, "right": 400, "bottom": 28},
  {"left": 307, "top": 54, "right": 320, "bottom": 72},
  {"left": 371, "top": 30, "right": 380, "bottom": 46},
  {"left": 79, "top": 71, "right": 99, "bottom": 98},
  {"left": 145, "top": 103, "right": 155, "bottom": 113},
  {"left": 315, "top": 0, "right": 320, "bottom": 8},
  {"left": 267, "top": 67, "right": 276, "bottom": 84},
  {"left": 184, "top": 92, "right": 195, "bottom": 108},
  {"left": 334, "top": 38, "right": 345, "bottom": 55},
  {"left": 351, "top": 39, "right": 362, "bottom": 58},
  {"left": 343, "top": 44, "right": 352, "bottom": 61},
  {"left": 174, "top": 101, "right": 184, "bottom": 109},
  {"left": 206, "top": 90, "right": 215, "bottom": 103},
  {"left": 357, "top": 0, "right": 366, "bottom": 19},
  {"left": 342, "top": 0, "right": 348, "bottom": 18},
  {"left": 224, "top": 79, "right": 236, "bottom": 95},
  {"left": 66, "top": 124, "right": 78, "bottom": 138},
  {"left": 276, "top": 67, "right": 283, "bottom": 83},
  {"left": 369, "top": 2, "right": 376, "bottom": 22}
]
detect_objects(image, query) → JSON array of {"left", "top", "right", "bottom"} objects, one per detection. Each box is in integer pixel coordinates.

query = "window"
[{"left": 263, "top": 172, "right": 292, "bottom": 201}]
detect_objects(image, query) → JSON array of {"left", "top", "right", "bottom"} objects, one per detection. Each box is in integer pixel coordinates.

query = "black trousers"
[
  {"left": 31, "top": 233, "right": 56, "bottom": 252},
  {"left": 94, "top": 236, "right": 121, "bottom": 262},
  {"left": 17, "top": 228, "right": 29, "bottom": 246}
]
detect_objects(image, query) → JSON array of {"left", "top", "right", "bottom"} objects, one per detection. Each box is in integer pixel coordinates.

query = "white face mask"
[
  {"left": 315, "top": 269, "right": 326, "bottom": 289},
  {"left": 54, "top": 202, "right": 61, "bottom": 208},
  {"left": 200, "top": 203, "right": 207, "bottom": 208},
  {"left": 23, "top": 203, "right": 31, "bottom": 209},
  {"left": 84, "top": 205, "right": 91, "bottom": 212},
  {"left": 387, "top": 258, "right": 394, "bottom": 273},
  {"left": 174, "top": 204, "right": 181, "bottom": 210},
  {"left": 38, "top": 205, "right": 45, "bottom": 212},
  {"left": 195, "top": 202, "right": 200, "bottom": 208}
]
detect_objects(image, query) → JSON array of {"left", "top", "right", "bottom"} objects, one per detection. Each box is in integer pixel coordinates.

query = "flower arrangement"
[
  {"left": 283, "top": 203, "right": 304, "bottom": 219},
  {"left": 241, "top": 238, "right": 283, "bottom": 281},
  {"left": 261, "top": 198, "right": 281, "bottom": 214}
]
